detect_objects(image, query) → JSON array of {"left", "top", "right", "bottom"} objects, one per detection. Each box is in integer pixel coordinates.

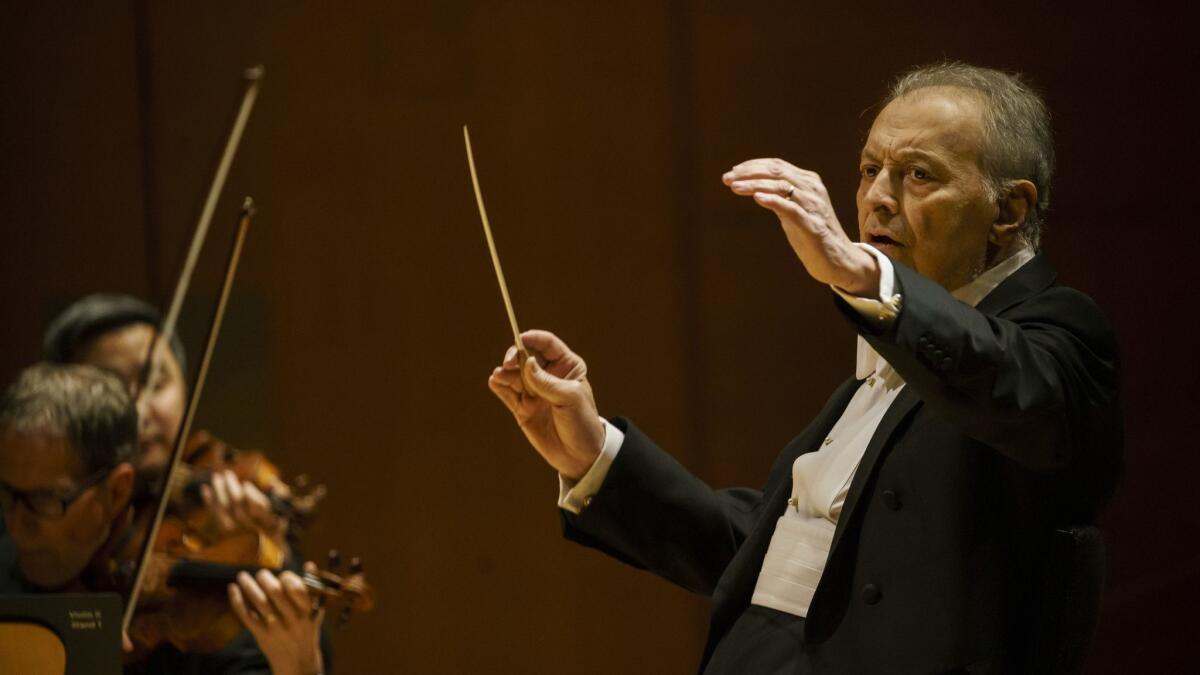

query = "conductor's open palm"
[{"left": 488, "top": 330, "right": 604, "bottom": 481}]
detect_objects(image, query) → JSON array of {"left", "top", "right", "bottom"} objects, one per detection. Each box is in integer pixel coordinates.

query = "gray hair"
[
  {"left": 0, "top": 363, "right": 137, "bottom": 476},
  {"left": 886, "top": 61, "right": 1054, "bottom": 250}
]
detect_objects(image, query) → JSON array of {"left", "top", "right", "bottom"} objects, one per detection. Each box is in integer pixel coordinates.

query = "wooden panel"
[{"left": 0, "top": 2, "right": 1196, "bottom": 674}]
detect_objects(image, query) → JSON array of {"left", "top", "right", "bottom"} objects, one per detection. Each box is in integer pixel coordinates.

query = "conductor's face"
[{"left": 856, "top": 87, "right": 1001, "bottom": 291}]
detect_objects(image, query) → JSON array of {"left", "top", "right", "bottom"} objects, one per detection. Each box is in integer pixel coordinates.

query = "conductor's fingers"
[
  {"left": 518, "top": 330, "right": 572, "bottom": 362},
  {"left": 501, "top": 345, "right": 519, "bottom": 369},
  {"left": 488, "top": 370, "right": 523, "bottom": 412},
  {"left": 727, "top": 177, "right": 787, "bottom": 196},
  {"left": 722, "top": 158, "right": 817, "bottom": 185},
  {"left": 521, "top": 357, "right": 578, "bottom": 405},
  {"left": 753, "top": 191, "right": 814, "bottom": 222},
  {"left": 490, "top": 366, "right": 525, "bottom": 394}
]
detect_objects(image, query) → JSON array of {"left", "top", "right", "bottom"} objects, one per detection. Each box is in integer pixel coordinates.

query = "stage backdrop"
[{"left": 1, "top": 3, "right": 1193, "bottom": 673}]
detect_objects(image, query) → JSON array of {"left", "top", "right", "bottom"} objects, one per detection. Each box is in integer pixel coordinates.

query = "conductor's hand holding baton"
[{"left": 488, "top": 330, "right": 604, "bottom": 482}]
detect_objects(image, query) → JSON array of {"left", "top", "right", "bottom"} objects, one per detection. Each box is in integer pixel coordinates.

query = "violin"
[
  {"left": 102, "top": 427, "right": 321, "bottom": 593},
  {"left": 127, "top": 547, "right": 373, "bottom": 658},
  {"left": 111, "top": 426, "right": 361, "bottom": 662},
  {"left": 178, "top": 429, "right": 326, "bottom": 535}
]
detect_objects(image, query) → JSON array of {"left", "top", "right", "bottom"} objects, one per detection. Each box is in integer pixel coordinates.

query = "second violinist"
[{"left": 39, "top": 293, "right": 332, "bottom": 675}]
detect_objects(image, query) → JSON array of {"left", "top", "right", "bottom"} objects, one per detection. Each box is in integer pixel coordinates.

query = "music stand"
[{"left": 0, "top": 593, "right": 122, "bottom": 674}]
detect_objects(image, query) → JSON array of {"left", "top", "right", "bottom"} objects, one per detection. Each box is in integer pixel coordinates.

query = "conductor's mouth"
[{"left": 867, "top": 232, "right": 903, "bottom": 249}]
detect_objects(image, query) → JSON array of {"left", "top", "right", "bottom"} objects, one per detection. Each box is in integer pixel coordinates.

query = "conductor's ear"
[{"left": 991, "top": 179, "right": 1037, "bottom": 247}]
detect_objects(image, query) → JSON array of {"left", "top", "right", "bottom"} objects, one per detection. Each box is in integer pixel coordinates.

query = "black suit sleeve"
[
  {"left": 839, "top": 261, "right": 1121, "bottom": 501},
  {"left": 561, "top": 418, "right": 762, "bottom": 596}
]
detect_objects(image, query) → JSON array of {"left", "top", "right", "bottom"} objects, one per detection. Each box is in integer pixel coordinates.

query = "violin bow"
[
  {"left": 122, "top": 65, "right": 263, "bottom": 634},
  {"left": 122, "top": 197, "right": 255, "bottom": 632},
  {"left": 133, "top": 65, "right": 263, "bottom": 405}
]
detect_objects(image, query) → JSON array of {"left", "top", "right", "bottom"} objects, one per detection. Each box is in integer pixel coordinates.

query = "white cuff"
[
  {"left": 557, "top": 418, "right": 624, "bottom": 514},
  {"left": 831, "top": 243, "right": 903, "bottom": 327}
]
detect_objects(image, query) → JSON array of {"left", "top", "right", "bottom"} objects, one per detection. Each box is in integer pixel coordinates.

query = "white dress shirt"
[{"left": 560, "top": 245, "right": 1036, "bottom": 618}]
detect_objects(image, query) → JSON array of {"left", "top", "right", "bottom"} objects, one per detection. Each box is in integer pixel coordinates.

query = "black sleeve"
[
  {"left": 561, "top": 418, "right": 763, "bottom": 596},
  {"left": 129, "top": 630, "right": 270, "bottom": 675},
  {"left": 128, "top": 623, "right": 333, "bottom": 675},
  {"left": 839, "top": 262, "right": 1122, "bottom": 510}
]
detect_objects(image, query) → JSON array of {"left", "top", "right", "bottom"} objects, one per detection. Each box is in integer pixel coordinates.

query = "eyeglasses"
[{"left": 0, "top": 466, "right": 113, "bottom": 519}]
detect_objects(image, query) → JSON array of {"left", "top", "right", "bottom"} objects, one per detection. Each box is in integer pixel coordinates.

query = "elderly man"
[
  {"left": 488, "top": 62, "right": 1121, "bottom": 674},
  {"left": 0, "top": 363, "right": 326, "bottom": 675}
]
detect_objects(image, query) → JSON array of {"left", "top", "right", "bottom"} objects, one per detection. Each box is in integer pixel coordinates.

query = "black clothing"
[{"left": 562, "top": 256, "right": 1122, "bottom": 674}]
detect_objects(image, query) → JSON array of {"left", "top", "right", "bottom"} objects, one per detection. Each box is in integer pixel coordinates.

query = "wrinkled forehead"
[
  {"left": 0, "top": 427, "right": 83, "bottom": 491},
  {"left": 862, "top": 87, "right": 987, "bottom": 169}
]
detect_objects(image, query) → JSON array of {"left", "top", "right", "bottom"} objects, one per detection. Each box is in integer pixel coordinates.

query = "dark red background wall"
[{"left": 1, "top": 3, "right": 1193, "bottom": 672}]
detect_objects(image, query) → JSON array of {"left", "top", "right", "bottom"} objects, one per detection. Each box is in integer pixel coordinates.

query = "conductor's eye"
[{"left": 908, "top": 167, "right": 931, "bottom": 181}]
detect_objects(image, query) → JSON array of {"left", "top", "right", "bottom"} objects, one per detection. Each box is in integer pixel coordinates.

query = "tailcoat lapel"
[
  {"left": 703, "top": 376, "right": 860, "bottom": 660},
  {"left": 804, "top": 253, "right": 1057, "bottom": 640}
]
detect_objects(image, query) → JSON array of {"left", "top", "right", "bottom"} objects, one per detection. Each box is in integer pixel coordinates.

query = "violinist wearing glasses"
[
  {"left": 41, "top": 293, "right": 284, "bottom": 539},
  {"left": 0, "top": 363, "right": 327, "bottom": 675}
]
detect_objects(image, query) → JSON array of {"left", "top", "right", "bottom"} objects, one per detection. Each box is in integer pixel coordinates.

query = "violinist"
[
  {"left": 42, "top": 293, "right": 282, "bottom": 539},
  {"left": 0, "top": 362, "right": 327, "bottom": 675}
]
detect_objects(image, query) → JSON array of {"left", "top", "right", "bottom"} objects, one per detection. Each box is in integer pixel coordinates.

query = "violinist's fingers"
[
  {"left": 256, "top": 569, "right": 296, "bottom": 628},
  {"left": 211, "top": 470, "right": 230, "bottom": 508},
  {"left": 279, "top": 570, "right": 311, "bottom": 620},
  {"left": 228, "top": 582, "right": 257, "bottom": 629},
  {"left": 301, "top": 561, "right": 325, "bottom": 619},
  {"left": 237, "top": 570, "right": 282, "bottom": 629},
  {"left": 241, "top": 480, "right": 275, "bottom": 531},
  {"left": 207, "top": 474, "right": 237, "bottom": 533},
  {"left": 223, "top": 470, "right": 249, "bottom": 526}
]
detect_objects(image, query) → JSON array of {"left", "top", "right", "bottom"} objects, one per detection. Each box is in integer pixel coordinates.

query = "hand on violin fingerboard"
[
  {"left": 202, "top": 469, "right": 288, "bottom": 537},
  {"left": 228, "top": 562, "right": 325, "bottom": 675}
]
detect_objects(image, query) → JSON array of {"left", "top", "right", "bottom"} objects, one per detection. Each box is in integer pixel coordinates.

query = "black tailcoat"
[{"left": 562, "top": 255, "right": 1122, "bottom": 674}]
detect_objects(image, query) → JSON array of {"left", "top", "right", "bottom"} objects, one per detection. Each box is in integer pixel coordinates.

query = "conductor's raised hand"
[
  {"left": 488, "top": 330, "right": 604, "bottom": 482},
  {"left": 723, "top": 158, "right": 878, "bottom": 296}
]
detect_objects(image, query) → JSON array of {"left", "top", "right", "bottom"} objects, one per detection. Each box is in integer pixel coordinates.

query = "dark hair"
[
  {"left": 886, "top": 61, "right": 1054, "bottom": 250},
  {"left": 43, "top": 293, "right": 188, "bottom": 376},
  {"left": 0, "top": 363, "right": 138, "bottom": 475}
]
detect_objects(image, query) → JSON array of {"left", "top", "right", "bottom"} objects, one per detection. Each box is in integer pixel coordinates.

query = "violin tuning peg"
[
  {"left": 337, "top": 606, "right": 352, "bottom": 627},
  {"left": 327, "top": 549, "right": 341, "bottom": 571},
  {"left": 349, "top": 557, "right": 363, "bottom": 574}
]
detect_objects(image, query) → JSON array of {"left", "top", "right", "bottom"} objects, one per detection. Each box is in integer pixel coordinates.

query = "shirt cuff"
[
  {"left": 831, "top": 243, "right": 903, "bottom": 327},
  {"left": 557, "top": 418, "right": 624, "bottom": 514}
]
